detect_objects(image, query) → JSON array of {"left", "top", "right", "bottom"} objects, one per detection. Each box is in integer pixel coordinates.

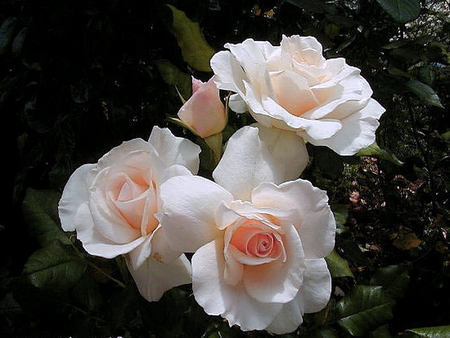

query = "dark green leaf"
[
  {"left": 154, "top": 59, "right": 191, "bottom": 101},
  {"left": 370, "top": 264, "right": 410, "bottom": 299},
  {"left": 166, "top": 5, "right": 215, "bottom": 72},
  {"left": 330, "top": 203, "right": 349, "bottom": 234},
  {"left": 441, "top": 130, "right": 450, "bottom": 141},
  {"left": 23, "top": 240, "right": 86, "bottom": 290},
  {"left": 22, "top": 188, "right": 69, "bottom": 247},
  {"left": 405, "top": 80, "right": 444, "bottom": 108},
  {"left": 325, "top": 250, "right": 355, "bottom": 278},
  {"left": 339, "top": 238, "right": 370, "bottom": 268},
  {"left": 376, "top": 0, "right": 420, "bottom": 23},
  {"left": 0, "top": 17, "right": 18, "bottom": 55},
  {"left": 406, "top": 325, "right": 450, "bottom": 338},
  {"left": 71, "top": 273, "right": 103, "bottom": 312},
  {"left": 12, "top": 27, "right": 27, "bottom": 57},
  {"left": 356, "top": 142, "right": 404, "bottom": 166},
  {"left": 336, "top": 285, "right": 395, "bottom": 337},
  {"left": 367, "top": 324, "right": 393, "bottom": 338},
  {"left": 311, "top": 327, "right": 339, "bottom": 338}
]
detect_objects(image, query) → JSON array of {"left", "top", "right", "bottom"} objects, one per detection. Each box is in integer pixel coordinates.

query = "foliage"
[{"left": 1, "top": 0, "right": 449, "bottom": 337}]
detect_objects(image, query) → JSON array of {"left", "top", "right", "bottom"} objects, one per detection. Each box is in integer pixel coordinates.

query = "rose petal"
[
  {"left": 58, "top": 164, "right": 97, "bottom": 231},
  {"left": 281, "top": 35, "right": 325, "bottom": 67},
  {"left": 217, "top": 199, "right": 301, "bottom": 230},
  {"left": 224, "top": 39, "right": 275, "bottom": 98},
  {"left": 127, "top": 233, "right": 153, "bottom": 269},
  {"left": 149, "top": 225, "right": 184, "bottom": 264},
  {"left": 75, "top": 203, "right": 147, "bottom": 258},
  {"left": 265, "top": 259, "right": 331, "bottom": 334},
  {"left": 271, "top": 70, "right": 319, "bottom": 117},
  {"left": 126, "top": 253, "right": 192, "bottom": 302},
  {"left": 192, "top": 239, "right": 283, "bottom": 331},
  {"left": 243, "top": 222, "right": 305, "bottom": 304},
  {"left": 191, "top": 77, "right": 204, "bottom": 93},
  {"left": 301, "top": 258, "right": 332, "bottom": 313},
  {"left": 223, "top": 244, "right": 245, "bottom": 286},
  {"left": 251, "top": 179, "right": 335, "bottom": 259},
  {"left": 258, "top": 95, "right": 344, "bottom": 140},
  {"left": 256, "top": 124, "right": 309, "bottom": 179},
  {"left": 89, "top": 170, "right": 143, "bottom": 243},
  {"left": 228, "top": 93, "right": 248, "bottom": 114},
  {"left": 96, "top": 138, "right": 154, "bottom": 169},
  {"left": 213, "top": 125, "right": 308, "bottom": 201},
  {"left": 306, "top": 98, "right": 385, "bottom": 155},
  {"left": 111, "top": 176, "right": 158, "bottom": 234},
  {"left": 211, "top": 50, "right": 247, "bottom": 95},
  {"left": 160, "top": 175, "right": 233, "bottom": 252},
  {"left": 266, "top": 293, "right": 305, "bottom": 335},
  {"left": 213, "top": 126, "right": 278, "bottom": 201},
  {"left": 148, "top": 126, "right": 201, "bottom": 174},
  {"left": 299, "top": 118, "right": 343, "bottom": 140}
]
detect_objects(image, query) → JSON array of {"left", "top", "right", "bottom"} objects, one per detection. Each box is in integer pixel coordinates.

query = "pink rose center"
[
  {"left": 230, "top": 225, "right": 282, "bottom": 260},
  {"left": 271, "top": 72, "right": 320, "bottom": 117},
  {"left": 109, "top": 172, "right": 158, "bottom": 235}
]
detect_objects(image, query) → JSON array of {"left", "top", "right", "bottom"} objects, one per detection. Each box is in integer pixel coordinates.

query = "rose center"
[
  {"left": 109, "top": 173, "right": 158, "bottom": 235},
  {"left": 270, "top": 72, "right": 319, "bottom": 117},
  {"left": 248, "top": 233, "right": 273, "bottom": 257},
  {"left": 230, "top": 225, "right": 282, "bottom": 260}
]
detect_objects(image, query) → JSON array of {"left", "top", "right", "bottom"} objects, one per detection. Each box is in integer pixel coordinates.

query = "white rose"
[
  {"left": 159, "top": 126, "right": 335, "bottom": 334},
  {"left": 58, "top": 126, "right": 201, "bottom": 301},
  {"left": 211, "top": 35, "right": 385, "bottom": 155}
]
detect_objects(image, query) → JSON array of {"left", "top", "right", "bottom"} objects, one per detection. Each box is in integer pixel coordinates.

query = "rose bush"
[
  {"left": 58, "top": 126, "right": 201, "bottom": 301},
  {"left": 210, "top": 35, "right": 385, "bottom": 155},
  {"left": 159, "top": 126, "right": 335, "bottom": 334},
  {"left": 177, "top": 76, "right": 227, "bottom": 138}
]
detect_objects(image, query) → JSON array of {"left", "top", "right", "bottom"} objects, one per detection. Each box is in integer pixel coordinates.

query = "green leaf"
[
  {"left": 441, "top": 130, "right": 450, "bottom": 141},
  {"left": 0, "top": 17, "right": 18, "bottom": 55},
  {"left": 23, "top": 240, "right": 87, "bottom": 290},
  {"left": 154, "top": 59, "right": 191, "bottom": 100},
  {"left": 204, "top": 133, "right": 223, "bottom": 166},
  {"left": 330, "top": 203, "right": 349, "bottom": 234},
  {"left": 22, "top": 188, "right": 70, "bottom": 247},
  {"left": 339, "top": 238, "right": 370, "bottom": 268},
  {"left": 166, "top": 5, "right": 215, "bottom": 72},
  {"left": 12, "top": 26, "right": 27, "bottom": 57},
  {"left": 376, "top": 0, "right": 420, "bottom": 23},
  {"left": 370, "top": 264, "right": 410, "bottom": 299},
  {"left": 71, "top": 273, "right": 103, "bottom": 312},
  {"left": 325, "top": 250, "right": 354, "bottom": 278},
  {"left": 367, "top": 324, "right": 393, "bottom": 338},
  {"left": 311, "top": 328, "right": 339, "bottom": 338},
  {"left": 406, "top": 325, "right": 450, "bottom": 338},
  {"left": 356, "top": 142, "right": 404, "bottom": 166},
  {"left": 405, "top": 79, "right": 444, "bottom": 108},
  {"left": 336, "top": 285, "right": 395, "bottom": 337},
  {"left": 198, "top": 136, "right": 219, "bottom": 172}
]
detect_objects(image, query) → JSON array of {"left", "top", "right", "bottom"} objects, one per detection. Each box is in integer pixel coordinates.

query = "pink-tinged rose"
[
  {"left": 159, "top": 126, "right": 334, "bottom": 334},
  {"left": 177, "top": 76, "right": 227, "bottom": 138},
  {"left": 58, "top": 126, "right": 201, "bottom": 301},
  {"left": 210, "top": 35, "right": 385, "bottom": 155}
]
